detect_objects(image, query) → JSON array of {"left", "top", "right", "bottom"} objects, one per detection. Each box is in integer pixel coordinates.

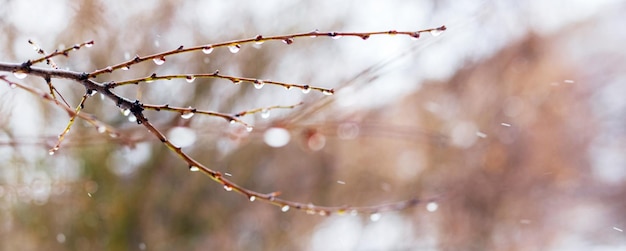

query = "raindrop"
[
  {"left": 189, "top": 166, "right": 200, "bottom": 172},
  {"left": 246, "top": 126, "right": 254, "bottom": 132},
  {"left": 232, "top": 79, "right": 242, "bottom": 85},
  {"left": 87, "top": 89, "right": 97, "bottom": 97},
  {"left": 255, "top": 40, "right": 265, "bottom": 45},
  {"left": 185, "top": 75, "right": 196, "bottom": 83},
  {"left": 9, "top": 83, "right": 17, "bottom": 89},
  {"left": 121, "top": 109, "right": 131, "bottom": 116},
  {"left": 100, "top": 93, "right": 105, "bottom": 100},
  {"left": 426, "top": 202, "right": 438, "bottom": 212},
  {"left": 261, "top": 109, "right": 270, "bottom": 119},
  {"left": 253, "top": 80, "right": 265, "bottom": 89},
  {"left": 228, "top": 44, "right": 241, "bottom": 53},
  {"left": 301, "top": 85, "right": 311, "bottom": 94},
  {"left": 48, "top": 147, "right": 58, "bottom": 156},
  {"left": 96, "top": 126, "right": 106, "bottom": 134},
  {"left": 249, "top": 196, "right": 256, "bottom": 202},
  {"left": 282, "top": 38, "right": 294, "bottom": 45},
  {"left": 223, "top": 185, "right": 233, "bottom": 191},
  {"left": 121, "top": 66, "right": 130, "bottom": 71},
  {"left": 181, "top": 111, "right": 195, "bottom": 119},
  {"left": 105, "top": 66, "right": 113, "bottom": 72},
  {"left": 430, "top": 28, "right": 444, "bottom": 37},
  {"left": 13, "top": 71, "right": 27, "bottom": 79},
  {"left": 370, "top": 213, "right": 382, "bottom": 222},
  {"left": 281, "top": 205, "right": 290, "bottom": 212},
  {"left": 128, "top": 114, "right": 137, "bottom": 122},
  {"left": 153, "top": 57, "right": 165, "bottom": 65},
  {"left": 202, "top": 46, "right": 214, "bottom": 54},
  {"left": 360, "top": 34, "right": 370, "bottom": 40},
  {"left": 85, "top": 41, "right": 94, "bottom": 48},
  {"left": 322, "top": 89, "right": 334, "bottom": 95},
  {"left": 284, "top": 85, "right": 292, "bottom": 90}
]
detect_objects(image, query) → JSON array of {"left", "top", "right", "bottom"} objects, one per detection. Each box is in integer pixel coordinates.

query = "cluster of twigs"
[{"left": 0, "top": 25, "right": 445, "bottom": 216}]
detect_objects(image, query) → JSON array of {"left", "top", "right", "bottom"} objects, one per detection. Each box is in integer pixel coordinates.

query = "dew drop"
[
  {"left": 249, "top": 196, "right": 256, "bottom": 202},
  {"left": 301, "top": 85, "right": 311, "bottom": 94},
  {"left": 202, "top": 46, "right": 214, "bottom": 54},
  {"left": 261, "top": 109, "right": 270, "bottom": 119},
  {"left": 426, "top": 202, "right": 439, "bottom": 212},
  {"left": 13, "top": 71, "right": 27, "bottom": 79},
  {"left": 121, "top": 66, "right": 130, "bottom": 71},
  {"left": 121, "top": 109, "right": 131, "bottom": 116},
  {"left": 322, "top": 89, "right": 334, "bottom": 95},
  {"left": 85, "top": 41, "right": 94, "bottom": 48},
  {"left": 282, "top": 38, "right": 294, "bottom": 45},
  {"left": 281, "top": 205, "right": 290, "bottom": 212},
  {"left": 181, "top": 111, "right": 195, "bottom": 119},
  {"left": 430, "top": 28, "right": 444, "bottom": 37},
  {"left": 153, "top": 57, "right": 165, "bottom": 65},
  {"left": 253, "top": 80, "right": 265, "bottom": 89},
  {"left": 223, "top": 185, "right": 233, "bottom": 191},
  {"left": 9, "top": 83, "right": 17, "bottom": 89},
  {"left": 189, "top": 166, "right": 200, "bottom": 172},
  {"left": 97, "top": 126, "right": 106, "bottom": 134},
  {"left": 255, "top": 40, "right": 264, "bottom": 45},
  {"left": 128, "top": 114, "right": 137, "bottom": 122},
  {"left": 370, "top": 213, "right": 381, "bottom": 222},
  {"left": 185, "top": 75, "right": 196, "bottom": 83},
  {"left": 228, "top": 44, "right": 241, "bottom": 53}
]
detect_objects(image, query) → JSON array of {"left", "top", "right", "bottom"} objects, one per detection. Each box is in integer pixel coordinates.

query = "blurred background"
[{"left": 1, "top": 0, "right": 625, "bottom": 250}]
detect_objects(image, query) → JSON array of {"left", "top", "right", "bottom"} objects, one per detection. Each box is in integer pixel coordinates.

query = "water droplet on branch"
[
  {"left": 185, "top": 75, "right": 196, "bottom": 83},
  {"left": 281, "top": 205, "right": 290, "bottom": 212},
  {"left": 153, "top": 57, "right": 165, "bottom": 65},
  {"left": 253, "top": 80, "right": 265, "bottom": 89},
  {"left": 249, "top": 196, "right": 256, "bottom": 202},
  {"left": 302, "top": 85, "right": 311, "bottom": 94},
  {"left": 202, "top": 46, "right": 214, "bottom": 54},
  {"left": 189, "top": 166, "right": 200, "bottom": 172},
  {"left": 228, "top": 44, "right": 241, "bottom": 53},
  {"left": 181, "top": 111, "right": 195, "bottom": 119},
  {"left": 261, "top": 109, "right": 270, "bottom": 119},
  {"left": 13, "top": 71, "right": 27, "bottom": 79},
  {"left": 223, "top": 185, "right": 233, "bottom": 191},
  {"left": 121, "top": 109, "right": 131, "bottom": 116},
  {"left": 322, "top": 89, "right": 334, "bottom": 95},
  {"left": 430, "top": 28, "right": 445, "bottom": 37}
]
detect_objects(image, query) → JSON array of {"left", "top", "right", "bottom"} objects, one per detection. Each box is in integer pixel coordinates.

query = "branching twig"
[{"left": 0, "top": 26, "right": 446, "bottom": 215}]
